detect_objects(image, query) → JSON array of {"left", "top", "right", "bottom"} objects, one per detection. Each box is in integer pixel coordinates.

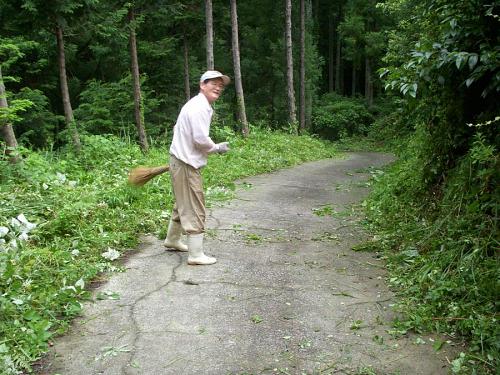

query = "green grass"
[{"left": 0, "top": 129, "right": 337, "bottom": 374}]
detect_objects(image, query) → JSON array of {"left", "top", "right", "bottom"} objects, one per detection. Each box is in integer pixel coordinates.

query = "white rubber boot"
[
  {"left": 187, "top": 233, "right": 216, "bottom": 265},
  {"left": 163, "top": 219, "right": 188, "bottom": 252}
]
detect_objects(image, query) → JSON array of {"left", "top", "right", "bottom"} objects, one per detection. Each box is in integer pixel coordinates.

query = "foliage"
[
  {"left": 11, "top": 88, "right": 58, "bottom": 149},
  {"left": 364, "top": 125, "right": 499, "bottom": 373},
  {"left": 0, "top": 129, "right": 336, "bottom": 374},
  {"left": 379, "top": 0, "right": 499, "bottom": 99},
  {"left": 359, "top": 1, "right": 499, "bottom": 373},
  {"left": 311, "top": 93, "right": 374, "bottom": 140}
]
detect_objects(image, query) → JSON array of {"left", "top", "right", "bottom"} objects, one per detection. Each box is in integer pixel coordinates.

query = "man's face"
[{"left": 200, "top": 78, "right": 225, "bottom": 103}]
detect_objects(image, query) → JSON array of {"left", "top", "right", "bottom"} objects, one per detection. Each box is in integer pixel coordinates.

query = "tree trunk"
[
  {"left": 128, "top": 8, "right": 149, "bottom": 153},
  {"left": 328, "top": 15, "right": 334, "bottom": 92},
  {"left": 205, "top": 0, "right": 214, "bottom": 70},
  {"left": 299, "top": 0, "right": 306, "bottom": 133},
  {"left": 365, "top": 56, "right": 373, "bottom": 106},
  {"left": 0, "top": 66, "right": 20, "bottom": 164},
  {"left": 351, "top": 63, "right": 356, "bottom": 96},
  {"left": 183, "top": 34, "right": 191, "bottom": 102},
  {"left": 56, "top": 24, "right": 81, "bottom": 152},
  {"left": 230, "top": 0, "right": 249, "bottom": 136},
  {"left": 306, "top": 0, "right": 313, "bottom": 129},
  {"left": 334, "top": 14, "right": 342, "bottom": 94},
  {"left": 285, "top": 0, "right": 297, "bottom": 125}
]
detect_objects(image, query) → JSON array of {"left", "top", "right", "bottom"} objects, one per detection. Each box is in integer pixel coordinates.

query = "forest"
[{"left": 0, "top": 0, "right": 498, "bottom": 374}]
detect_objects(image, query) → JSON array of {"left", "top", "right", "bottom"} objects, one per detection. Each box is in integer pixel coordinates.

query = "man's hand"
[{"left": 217, "top": 142, "right": 230, "bottom": 154}]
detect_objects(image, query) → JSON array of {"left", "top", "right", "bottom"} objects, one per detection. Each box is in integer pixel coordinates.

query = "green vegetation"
[
  {"left": 1, "top": 0, "right": 499, "bottom": 373},
  {"left": 358, "top": 0, "right": 499, "bottom": 373},
  {"left": 0, "top": 128, "right": 336, "bottom": 373},
  {"left": 364, "top": 129, "right": 498, "bottom": 372}
]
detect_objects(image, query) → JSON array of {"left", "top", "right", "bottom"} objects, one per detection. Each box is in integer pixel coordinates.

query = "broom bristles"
[{"left": 128, "top": 165, "right": 170, "bottom": 186}]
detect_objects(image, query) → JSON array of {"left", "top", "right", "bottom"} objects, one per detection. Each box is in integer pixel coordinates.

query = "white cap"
[{"left": 200, "top": 70, "right": 231, "bottom": 86}]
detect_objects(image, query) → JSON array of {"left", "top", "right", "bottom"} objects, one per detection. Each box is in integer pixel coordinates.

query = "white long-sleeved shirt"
[{"left": 169, "top": 93, "right": 218, "bottom": 169}]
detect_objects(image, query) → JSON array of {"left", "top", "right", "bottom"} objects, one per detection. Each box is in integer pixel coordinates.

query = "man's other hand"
[{"left": 217, "top": 142, "right": 230, "bottom": 154}]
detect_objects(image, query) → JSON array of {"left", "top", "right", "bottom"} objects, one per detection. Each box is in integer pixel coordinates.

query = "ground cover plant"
[{"left": 0, "top": 128, "right": 337, "bottom": 374}]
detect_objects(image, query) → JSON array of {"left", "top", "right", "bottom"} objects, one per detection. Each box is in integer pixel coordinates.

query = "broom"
[{"left": 128, "top": 164, "right": 170, "bottom": 186}]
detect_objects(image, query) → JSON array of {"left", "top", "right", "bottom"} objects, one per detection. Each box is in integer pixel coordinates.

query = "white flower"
[
  {"left": 68, "top": 180, "right": 77, "bottom": 188},
  {"left": 9, "top": 240, "right": 17, "bottom": 249},
  {"left": 18, "top": 232, "right": 29, "bottom": 241},
  {"left": 0, "top": 226, "right": 8, "bottom": 238},
  {"left": 42, "top": 183, "right": 49, "bottom": 190},
  {"left": 101, "top": 247, "right": 120, "bottom": 261},
  {"left": 71, "top": 249, "right": 80, "bottom": 256}
]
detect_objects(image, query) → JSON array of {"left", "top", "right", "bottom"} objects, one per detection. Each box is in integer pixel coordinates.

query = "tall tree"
[
  {"left": 128, "top": 6, "right": 149, "bottom": 152},
  {"left": 0, "top": 65, "right": 20, "bottom": 163},
  {"left": 328, "top": 14, "right": 334, "bottom": 92},
  {"left": 230, "top": 0, "right": 248, "bottom": 136},
  {"left": 299, "top": 0, "right": 306, "bottom": 132},
  {"left": 339, "top": 13, "right": 364, "bottom": 96},
  {"left": 183, "top": 32, "right": 191, "bottom": 101},
  {"left": 0, "top": 0, "right": 102, "bottom": 152},
  {"left": 335, "top": 27, "right": 342, "bottom": 94},
  {"left": 56, "top": 23, "right": 81, "bottom": 152},
  {"left": 205, "top": 0, "right": 214, "bottom": 70},
  {"left": 285, "top": 0, "right": 297, "bottom": 125}
]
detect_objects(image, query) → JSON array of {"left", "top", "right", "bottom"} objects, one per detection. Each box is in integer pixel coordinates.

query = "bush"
[{"left": 311, "top": 93, "right": 374, "bottom": 140}]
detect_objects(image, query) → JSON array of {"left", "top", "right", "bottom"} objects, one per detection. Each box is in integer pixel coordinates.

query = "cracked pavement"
[{"left": 38, "top": 152, "right": 457, "bottom": 375}]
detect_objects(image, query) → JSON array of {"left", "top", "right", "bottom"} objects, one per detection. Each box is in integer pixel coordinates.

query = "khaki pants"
[{"left": 169, "top": 155, "right": 205, "bottom": 234}]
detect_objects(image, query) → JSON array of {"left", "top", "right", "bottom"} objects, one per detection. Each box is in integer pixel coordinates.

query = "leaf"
[
  {"left": 75, "top": 278, "right": 85, "bottom": 290},
  {"left": 465, "top": 77, "right": 475, "bottom": 87},
  {"left": 414, "top": 337, "right": 426, "bottom": 345},
  {"left": 433, "top": 339, "right": 445, "bottom": 351},
  {"left": 251, "top": 314, "right": 263, "bottom": 324},
  {"left": 468, "top": 54, "right": 478, "bottom": 70},
  {"left": 101, "top": 247, "right": 120, "bottom": 261},
  {"left": 0, "top": 226, "right": 9, "bottom": 237},
  {"left": 96, "top": 291, "right": 120, "bottom": 300}
]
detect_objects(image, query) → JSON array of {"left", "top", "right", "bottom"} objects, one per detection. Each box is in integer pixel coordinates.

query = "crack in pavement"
[{"left": 122, "top": 252, "right": 184, "bottom": 375}]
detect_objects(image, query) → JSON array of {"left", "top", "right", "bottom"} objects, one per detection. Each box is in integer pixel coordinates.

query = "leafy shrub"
[{"left": 311, "top": 93, "right": 374, "bottom": 140}]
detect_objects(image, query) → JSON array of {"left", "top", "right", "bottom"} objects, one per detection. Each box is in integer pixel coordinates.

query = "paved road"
[{"left": 39, "top": 152, "right": 456, "bottom": 375}]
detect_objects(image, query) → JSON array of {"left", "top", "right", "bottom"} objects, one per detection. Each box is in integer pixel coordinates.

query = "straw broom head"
[{"left": 128, "top": 165, "right": 170, "bottom": 186}]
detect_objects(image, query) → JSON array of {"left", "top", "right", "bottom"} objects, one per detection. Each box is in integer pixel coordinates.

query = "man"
[{"left": 163, "top": 70, "right": 231, "bottom": 265}]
